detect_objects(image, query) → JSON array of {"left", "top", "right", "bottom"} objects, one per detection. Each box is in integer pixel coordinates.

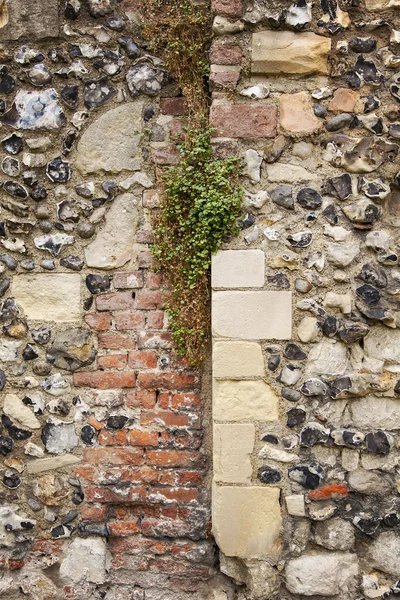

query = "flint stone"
[
  {"left": 3, "top": 393, "right": 40, "bottom": 429},
  {"left": 126, "top": 64, "right": 171, "bottom": 97},
  {"left": 2, "top": 89, "right": 66, "bottom": 130},
  {"left": 285, "top": 553, "right": 359, "bottom": 596},
  {"left": 76, "top": 102, "right": 144, "bottom": 175},
  {"left": 47, "top": 329, "right": 96, "bottom": 372},
  {"left": 41, "top": 419, "right": 78, "bottom": 454},
  {"left": 0, "top": 0, "right": 59, "bottom": 41},
  {"left": 85, "top": 193, "right": 139, "bottom": 270}
]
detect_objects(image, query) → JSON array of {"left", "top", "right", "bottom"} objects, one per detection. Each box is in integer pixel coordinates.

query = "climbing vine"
[{"left": 139, "top": 0, "right": 243, "bottom": 365}]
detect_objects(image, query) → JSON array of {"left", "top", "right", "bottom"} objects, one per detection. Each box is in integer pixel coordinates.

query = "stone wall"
[{"left": 210, "top": 0, "right": 400, "bottom": 598}]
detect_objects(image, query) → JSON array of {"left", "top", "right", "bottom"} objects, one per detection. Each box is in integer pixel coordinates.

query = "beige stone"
[
  {"left": 266, "top": 163, "right": 319, "bottom": 184},
  {"left": 211, "top": 250, "right": 265, "bottom": 288},
  {"left": 0, "top": 0, "right": 59, "bottom": 41},
  {"left": 85, "top": 193, "right": 139, "bottom": 270},
  {"left": 213, "top": 379, "right": 279, "bottom": 422},
  {"left": 27, "top": 454, "right": 82, "bottom": 475},
  {"left": 252, "top": 31, "right": 331, "bottom": 75},
  {"left": 212, "top": 291, "right": 292, "bottom": 340},
  {"left": 213, "top": 483, "right": 281, "bottom": 558},
  {"left": 329, "top": 88, "right": 359, "bottom": 113},
  {"left": 285, "top": 494, "right": 306, "bottom": 517},
  {"left": 12, "top": 274, "right": 81, "bottom": 322},
  {"left": 365, "top": 0, "right": 400, "bottom": 10},
  {"left": 3, "top": 394, "right": 40, "bottom": 429},
  {"left": 213, "top": 341, "right": 264, "bottom": 378},
  {"left": 76, "top": 102, "right": 145, "bottom": 175},
  {"left": 213, "top": 423, "right": 255, "bottom": 483},
  {"left": 280, "top": 92, "right": 322, "bottom": 135}
]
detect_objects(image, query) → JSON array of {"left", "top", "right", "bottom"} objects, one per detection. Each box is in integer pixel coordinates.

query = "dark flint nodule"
[
  {"left": 1, "top": 415, "right": 32, "bottom": 440},
  {"left": 356, "top": 284, "right": 380, "bottom": 305},
  {"left": 2, "top": 472, "right": 21, "bottom": 489},
  {"left": 86, "top": 274, "right": 111, "bottom": 294},
  {"left": 358, "top": 263, "right": 387, "bottom": 288},
  {"left": 1, "top": 134, "right": 22, "bottom": 155},
  {"left": 261, "top": 433, "right": 279, "bottom": 444},
  {"left": 297, "top": 188, "right": 322, "bottom": 209},
  {"left": 322, "top": 315, "right": 339, "bottom": 337},
  {"left": 268, "top": 354, "right": 280, "bottom": 371},
  {"left": 61, "top": 85, "right": 79, "bottom": 109},
  {"left": 81, "top": 425, "right": 97, "bottom": 446},
  {"left": 322, "top": 204, "right": 339, "bottom": 225},
  {"left": 258, "top": 466, "right": 282, "bottom": 484},
  {"left": 0, "top": 435, "right": 13, "bottom": 456},
  {"left": 284, "top": 343, "right": 307, "bottom": 360},
  {"left": 107, "top": 415, "right": 129, "bottom": 430},
  {"left": 365, "top": 430, "right": 391, "bottom": 454},
  {"left": 47, "top": 157, "right": 71, "bottom": 183},
  {"left": 4, "top": 181, "right": 28, "bottom": 199},
  {"left": 288, "top": 463, "right": 324, "bottom": 489},
  {"left": 299, "top": 423, "right": 329, "bottom": 447},
  {"left": 287, "top": 407, "right": 306, "bottom": 428},
  {"left": 349, "top": 37, "right": 376, "bottom": 53},
  {"left": 84, "top": 77, "right": 116, "bottom": 110},
  {"left": 353, "top": 514, "right": 381, "bottom": 535},
  {"left": 282, "top": 388, "right": 301, "bottom": 402},
  {"left": 338, "top": 321, "right": 369, "bottom": 344},
  {"left": 267, "top": 273, "right": 290, "bottom": 288}
]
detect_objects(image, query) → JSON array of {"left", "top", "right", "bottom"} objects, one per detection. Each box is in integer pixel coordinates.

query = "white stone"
[
  {"left": 0, "top": 340, "right": 21, "bottom": 362},
  {"left": 212, "top": 483, "right": 281, "bottom": 558},
  {"left": 240, "top": 84, "right": 270, "bottom": 99},
  {"left": 266, "top": 163, "right": 318, "bottom": 183},
  {"left": 60, "top": 537, "right": 107, "bottom": 584},
  {"left": 42, "top": 418, "right": 78, "bottom": 454},
  {"left": 327, "top": 242, "right": 360, "bottom": 267},
  {"left": 306, "top": 339, "right": 348, "bottom": 378},
  {"left": 212, "top": 290, "right": 292, "bottom": 340},
  {"left": 297, "top": 317, "right": 320, "bottom": 343},
  {"left": 364, "top": 326, "right": 400, "bottom": 372},
  {"left": 324, "top": 291, "right": 352, "bottom": 314},
  {"left": 3, "top": 394, "right": 40, "bottom": 429},
  {"left": 285, "top": 553, "right": 359, "bottom": 596},
  {"left": 285, "top": 494, "right": 306, "bottom": 517},
  {"left": 259, "top": 445, "right": 299, "bottom": 463},
  {"left": 323, "top": 224, "right": 351, "bottom": 241},
  {"left": 76, "top": 102, "right": 145, "bottom": 174},
  {"left": 12, "top": 274, "right": 81, "bottom": 322},
  {"left": 85, "top": 193, "right": 139, "bottom": 270},
  {"left": 213, "top": 379, "right": 279, "bottom": 422},
  {"left": 213, "top": 423, "right": 255, "bottom": 484},
  {"left": 211, "top": 250, "right": 265, "bottom": 288},
  {"left": 365, "top": 0, "right": 400, "bottom": 11},
  {"left": 369, "top": 532, "right": 400, "bottom": 576},
  {"left": 213, "top": 16, "right": 244, "bottom": 35},
  {"left": 315, "top": 518, "right": 355, "bottom": 551},
  {"left": 349, "top": 397, "right": 400, "bottom": 430},
  {"left": 243, "top": 149, "right": 262, "bottom": 182},
  {"left": 27, "top": 454, "right": 81, "bottom": 474},
  {"left": 213, "top": 341, "right": 265, "bottom": 378}
]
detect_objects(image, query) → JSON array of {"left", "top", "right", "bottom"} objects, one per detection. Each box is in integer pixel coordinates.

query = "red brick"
[
  {"left": 85, "top": 313, "right": 112, "bottom": 331},
  {"left": 143, "top": 190, "right": 160, "bottom": 208},
  {"left": 171, "top": 393, "right": 201, "bottom": 410},
  {"left": 135, "top": 290, "right": 164, "bottom": 310},
  {"left": 108, "top": 522, "right": 140, "bottom": 536},
  {"left": 174, "top": 431, "right": 203, "bottom": 450},
  {"left": 146, "top": 311, "right": 165, "bottom": 329},
  {"left": 96, "top": 291, "right": 135, "bottom": 311},
  {"left": 169, "top": 120, "right": 187, "bottom": 143},
  {"left": 157, "top": 392, "right": 171, "bottom": 409},
  {"left": 80, "top": 506, "right": 107, "bottom": 522},
  {"left": 129, "top": 429, "right": 159, "bottom": 447},
  {"left": 151, "top": 145, "right": 180, "bottom": 166},
  {"left": 160, "top": 98, "right": 188, "bottom": 116},
  {"left": 210, "top": 103, "right": 277, "bottom": 139},
  {"left": 211, "top": 0, "right": 243, "bottom": 18},
  {"left": 97, "top": 353, "right": 128, "bottom": 369},
  {"left": 113, "top": 271, "right": 144, "bottom": 290},
  {"left": 210, "top": 70, "right": 240, "bottom": 89},
  {"left": 309, "top": 483, "right": 348, "bottom": 500},
  {"left": 138, "top": 331, "right": 173, "bottom": 349},
  {"left": 74, "top": 371, "right": 136, "bottom": 389},
  {"left": 126, "top": 390, "right": 157, "bottom": 409},
  {"left": 138, "top": 251, "right": 153, "bottom": 269},
  {"left": 115, "top": 311, "right": 146, "bottom": 330},
  {"left": 73, "top": 465, "right": 97, "bottom": 480},
  {"left": 88, "top": 416, "right": 104, "bottom": 430},
  {"left": 146, "top": 272, "right": 163, "bottom": 289},
  {"left": 210, "top": 44, "right": 242, "bottom": 65},
  {"left": 146, "top": 450, "right": 204, "bottom": 467},
  {"left": 141, "top": 410, "right": 195, "bottom": 429},
  {"left": 128, "top": 350, "right": 158, "bottom": 369},
  {"left": 138, "top": 372, "right": 199, "bottom": 391},
  {"left": 98, "top": 430, "right": 129, "bottom": 446},
  {"left": 98, "top": 332, "right": 137, "bottom": 350},
  {"left": 86, "top": 486, "right": 146, "bottom": 503},
  {"left": 109, "top": 537, "right": 168, "bottom": 555},
  {"left": 147, "top": 487, "right": 199, "bottom": 504},
  {"left": 136, "top": 229, "right": 154, "bottom": 244},
  {"left": 83, "top": 447, "right": 144, "bottom": 466}
]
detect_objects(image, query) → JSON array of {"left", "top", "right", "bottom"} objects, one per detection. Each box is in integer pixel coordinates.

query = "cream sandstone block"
[
  {"left": 212, "top": 483, "right": 282, "bottom": 558},
  {"left": 213, "top": 379, "right": 279, "bottom": 422},
  {"left": 12, "top": 274, "right": 81, "bottom": 322},
  {"left": 211, "top": 249, "right": 265, "bottom": 288},
  {"left": 213, "top": 423, "right": 255, "bottom": 483},
  {"left": 213, "top": 341, "right": 264, "bottom": 378},
  {"left": 212, "top": 291, "right": 292, "bottom": 340}
]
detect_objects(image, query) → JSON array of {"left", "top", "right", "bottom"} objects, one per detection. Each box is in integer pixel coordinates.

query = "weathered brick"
[
  {"left": 85, "top": 313, "right": 112, "bottom": 331},
  {"left": 210, "top": 70, "right": 240, "bottom": 89},
  {"left": 97, "top": 353, "right": 128, "bottom": 369},
  {"left": 98, "top": 430, "right": 129, "bottom": 446},
  {"left": 108, "top": 522, "right": 140, "bottom": 536},
  {"left": 211, "top": 0, "right": 243, "bottom": 17},
  {"left": 138, "top": 372, "right": 200, "bottom": 391},
  {"left": 146, "top": 450, "right": 204, "bottom": 468},
  {"left": 138, "top": 331, "right": 173, "bottom": 349},
  {"left": 145, "top": 273, "right": 164, "bottom": 289},
  {"left": 128, "top": 350, "right": 158, "bottom": 369},
  {"left": 210, "top": 44, "right": 242, "bottom": 65},
  {"left": 141, "top": 410, "right": 196, "bottom": 429},
  {"left": 171, "top": 393, "right": 201, "bottom": 410},
  {"left": 83, "top": 447, "right": 144, "bottom": 466},
  {"left": 151, "top": 145, "right": 180, "bottom": 165},
  {"left": 126, "top": 390, "right": 157, "bottom": 409},
  {"left": 160, "top": 97, "right": 189, "bottom": 116},
  {"left": 80, "top": 506, "right": 107, "bottom": 522},
  {"left": 74, "top": 371, "right": 136, "bottom": 389},
  {"left": 136, "top": 290, "right": 164, "bottom": 310},
  {"left": 129, "top": 429, "right": 159, "bottom": 447},
  {"left": 138, "top": 251, "right": 153, "bottom": 269},
  {"left": 96, "top": 291, "right": 135, "bottom": 311},
  {"left": 210, "top": 103, "right": 277, "bottom": 139},
  {"left": 147, "top": 487, "right": 199, "bottom": 504},
  {"left": 136, "top": 229, "right": 154, "bottom": 244},
  {"left": 113, "top": 271, "right": 144, "bottom": 289},
  {"left": 147, "top": 311, "right": 165, "bottom": 329},
  {"left": 115, "top": 311, "right": 146, "bottom": 330},
  {"left": 143, "top": 190, "right": 161, "bottom": 208},
  {"left": 98, "top": 332, "right": 137, "bottom": 350},
  {"left": 86, "top": 486, "right": 146, "bottom": 503}
]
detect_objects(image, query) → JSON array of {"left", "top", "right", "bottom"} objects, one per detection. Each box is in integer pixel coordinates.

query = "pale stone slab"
[
  {"left": 211, "top": 250, "right": 265, "bottom": 288},
  {"left": 364, "top": 325, "right": 400, "bottom": 372},
  {"left": 213, "top": 423, "right": 255, "bottom": 483},
  {"left": 285, "top": 553, "right": 359, "bottom": 596},
  {"left": 212, "top": 484, "right": 281, "bottom": 558},
  {"left": 85, "top": 193, "right": 139, "bottom": 270},
  {"left": 27, "top": 454, "right": 82, "bottom": 475},
  {"left": 213, "top": 341, "right": 264, "bottom": 378},
  {"left": 365, "top": 0, "right": 400, "bottom": 10},
  {"left": 349, "top": 397, "right": 400, "bottom": 430},
  {"left": 252, "top": 31, "right": 331, "bottom": 75},
  {"left": 3, "top": 394, "right": 40, "bottom": 429},
  {"left": 214, "top": 379, "right": 279, "bottom": 422},
  {"left": 266, "top": 163, "right": 319, "bottom": 184},
  {"left": 212, "top": 291, "right": 292, "bottom": 340},
  {"left": 280, "top": 92, "right": 322, "bottom": 135},
  {"left": 0, "top": 0, "right": 59, "bottom": 41},
  {"left": 60, "top": 537, "right": 107, "bottom": 584},
  {"left": 12, "top": 274, "right": 81, "bottom": 322},
  {"left": 76, "top": 102, "right": 145, "bottom": 175}
]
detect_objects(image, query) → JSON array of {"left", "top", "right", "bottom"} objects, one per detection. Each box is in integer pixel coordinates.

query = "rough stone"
[
  {"left": 280, "top": 92, "right": 322, "bottom": 135},
  {"left": 0, "top": 0, "right": 59, "bottom": 40},
  {"left": 3, "top": 393, "right": 40, "bottom": 429},
  {"left": 213, "top": 379, "right": 279, "bottom": 422},
  {"left": 315, "top": 518, "right": 355, "bottom": 551},
  {"left": 369, "top": 532, "right": 400, "bottom": 576},
  {"left": 60, "top": 537, "right": 107, "bottom": 584},
  {"left": 285, "top": 553, "right": 359, "bottom": 596},
  {"left": 41, "top": 419, "right": 78, "bottom": 454},
  {"left": 47, "top": 329, "right": 96, "bottom": 372},
  {"left": 12, "top": 274, "right": 81, "bottom": 322}
]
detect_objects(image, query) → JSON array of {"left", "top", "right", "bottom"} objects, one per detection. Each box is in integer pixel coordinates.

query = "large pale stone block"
[
  {"left": 364, "top": 325, "right": 400, "bottom": 372},
  {"left": 214, "top": 379, "right": 279, "bottom": 422},
  {"left": 212, "top": 250, "right": 265, "bottom": 288},
  {"left": 285, "top": 553, "right": 359, "bottom": 596},
  {"left": 280, "top": 92, "right": 322, "bottom": 135},
  {"left": 213, "top": 341, "right": 264, "bottom": 378},
  {"left": 213, "top": 423, "right": 255, "bottom": 483},
  {"left": 212, "top": 484, "right": 281, "bottom": 558},
  {"left": 76, "top": 103, "right": 145, "bottom": 175},
  {"left": 0, "top": 0, "right": 59, "bottom": 41},
  {"left": 12, "top": 274, "right": 81, "bottom": 322},
  {"left": 212, "top": 291, "right": 292, "bottom": 339},
  {"left": 252, "top": 31, "right": 331, "bottom": 75},
  {"left": 85, "top": 193, "right": 139, "bottom": 270}
]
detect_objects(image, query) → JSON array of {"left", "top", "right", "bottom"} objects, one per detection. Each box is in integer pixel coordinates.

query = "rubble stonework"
[{"left": 211, "top": 0, "right": 400, "bottom": 597}]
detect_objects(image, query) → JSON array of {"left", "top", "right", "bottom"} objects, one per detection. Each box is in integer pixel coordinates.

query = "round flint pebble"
[{"left": 258, "top": 466, "right": 282, "bottom": 484}]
